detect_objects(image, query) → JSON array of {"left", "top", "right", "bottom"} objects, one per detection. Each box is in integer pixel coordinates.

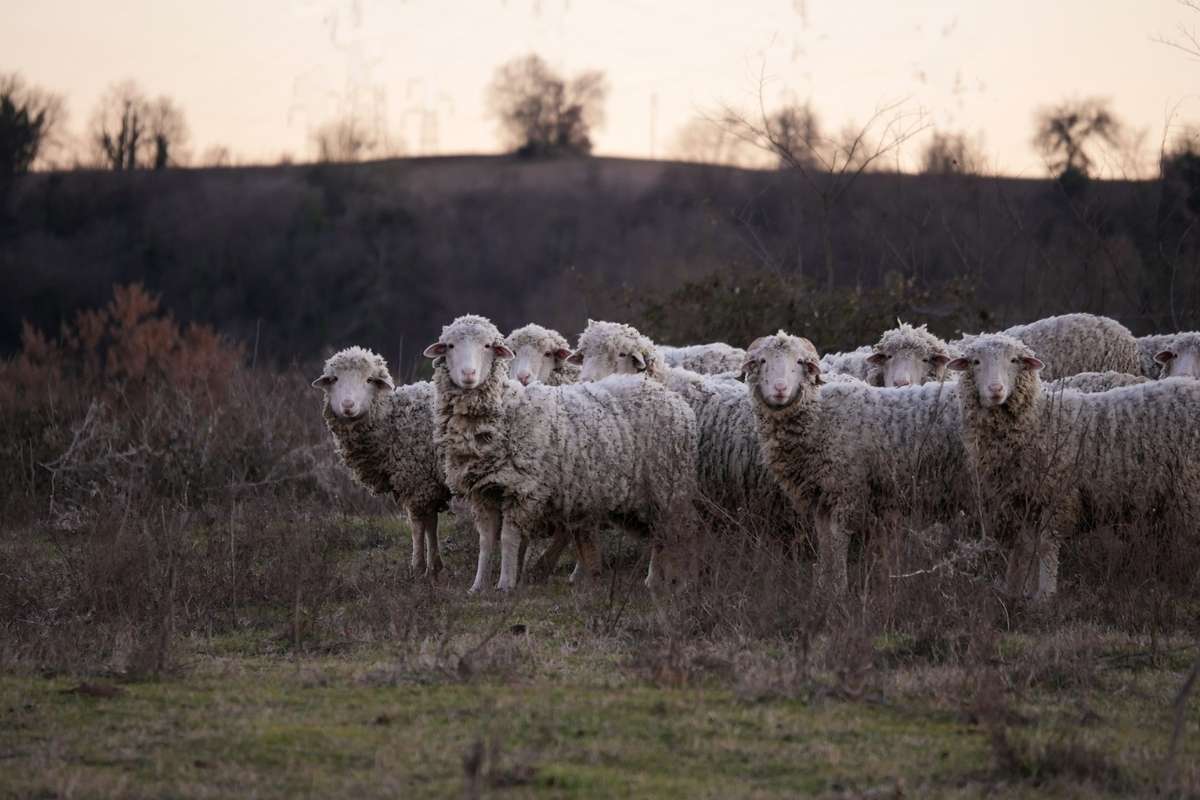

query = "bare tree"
[
  {"left": 1033, "top": 98, "right": 1122, "bottom": 179},
  {"left": 1153, "top": 0, "right": 1200, "bottom": 58},
  {"left": 311, "top": 116, "right": 378, "bottom": 163},
  {"left": 722, "top": 84, "right": 927, "bottom": 289},
  {"left": 670, "top": 116, "right": 769, "bottom": 167},
  {"left": 920, "top": 131, "right": 983, "bottom": 175},
  {"left": 0, "top": 73, "right": 66, "bottom": 180},
  {"left": 90, "top": 81, "right": 188, "bottom": 171},
  {"left": 486, "top": 54, "right": 608, "bottom": 157},
  {"left": 146, "top": 96, "right": 189, "bottom": 169},
  {"left": 766, "top": 103, "right": 821, "bottom": 169}
]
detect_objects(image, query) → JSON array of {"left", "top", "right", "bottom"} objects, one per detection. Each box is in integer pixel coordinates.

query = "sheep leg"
[
  {"left": 645, "top": 541, "right": 665, "bottom": 590},
  {"left": 418, "top": 510, "right": 443, "bottom": 578},
  {"left": 815, "top": 507, "right": 849, "bottom": 597},
  {"left": 528, "top": 529, "right": 572, "bottom": 583},
  {"left": 407, "top": 510, "right": 427, "bottom": 575},
  {"left": 569, "top": 531, "right": 602, "bottom": 585},
  {"left": 469, "top": 503, "right": 501, "bottom": 594},
  {"left": 497, "top": 517, "right": 523, "bottom": 591},
  {"left": 516, "top": 537, "right": 528, "bottom": 585}
]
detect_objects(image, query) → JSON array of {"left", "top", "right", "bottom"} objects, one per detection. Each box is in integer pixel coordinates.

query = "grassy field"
[{"left": 3, "top": 514, "right": 1198, "bottom": 799}]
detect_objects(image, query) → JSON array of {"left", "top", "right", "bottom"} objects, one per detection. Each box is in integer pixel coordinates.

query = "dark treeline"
[{"left": 3, "top": 154, "right": 1197, "bottom": 376}]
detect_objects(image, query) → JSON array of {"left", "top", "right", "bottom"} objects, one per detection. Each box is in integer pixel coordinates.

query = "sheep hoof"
[{"left": 467, "top": 583, "right": 485, "bottom": 595}]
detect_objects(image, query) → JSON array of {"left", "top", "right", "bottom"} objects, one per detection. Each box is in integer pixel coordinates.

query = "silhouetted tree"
[
  {"left": 311, "top": 117, "right": 376, "bottom": 163},
  {"left": 767, "top": 103, "right": 821, "bottom": 169},
  {"left": 0, "top": 73, "right": 65, "bottom": 186},
  {"left": 486, "top": 54, "right": 608, "bottom": 157},
  {"left": 90, "top": 81, "right": 188, "bottom": 171},
  {"left": 1033, "top": 98, "right": 1122, "bottom": 182},
  {"left": 920, "top": 131, "right": 983, "bottom": 175}
]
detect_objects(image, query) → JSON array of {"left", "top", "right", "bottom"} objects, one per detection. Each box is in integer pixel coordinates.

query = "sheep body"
[
  {"left": 431, "top": 315, "right": 699, "bottom": 592},
  {"left": 1047, "top": 371, "right": 1149, "bottom": 393},
  {"left": 658, "top": 342, "right": 747, "bottom": 374},
  {"left": 818, "top": 346, "right": 874, "bottom": 382},
  {"left": 992, "top": 313, "right": 1139, "bottom": 380},
  {"left": 315, "top": 347, "right": 450, "bottom": 575}
]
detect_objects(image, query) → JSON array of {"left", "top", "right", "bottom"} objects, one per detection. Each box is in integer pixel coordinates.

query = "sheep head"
[
  {"left": 424, "top": 315, "right": 513, "bottom": 390},
  {"left": 312, "top": 346, "right": 394, "bottom": 420}
]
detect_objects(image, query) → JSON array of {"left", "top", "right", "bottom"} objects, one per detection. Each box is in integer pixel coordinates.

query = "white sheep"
[
  {"left": 863, "top": 322, "right": 956, "bottom": 387},
  {"left": 746, "top": 332, "right": 966, "bottom": 595},
  {"left": 658, "top": 342, "right": 747, "bottom": 375},
  {"left": 425, "top": 315, "right": 700, "bottom": 593},
  {"left": 976, "top": 313, "right": 1140, "bottom": 381},
  {"left": 818, "top": 346, "right": 874, "bottom": 382},
  {"left": 313, "top": 347, "right": 450, "bottom": 576},
  {"left": 948, "top": 334, "right": 1200, "bottom": 598},
  {"left": 1136, "top": 332, "right": 1200, "bottom": 379},
  {"left": 570, "top": 320, "right": 805, "bottom": 544},
  {"left": 1047, "top": 371, "right": 1149, "bottom": 393},
  {"left": 505, "top": 323, "right": 579, "bottom": 387}
]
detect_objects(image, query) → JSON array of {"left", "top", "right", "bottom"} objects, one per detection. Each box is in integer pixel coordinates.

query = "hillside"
[{"left": 3, "top": 155, "right": 1195, "bottom": 374}]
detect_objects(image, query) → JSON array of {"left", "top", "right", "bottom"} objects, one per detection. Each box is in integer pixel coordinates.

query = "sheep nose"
[
  {"left": 987, "top": 382, "right": 1004, "bottom": 394},
  {"left": 773, "top": 382, "right": 787, "bottom": 393},
  {"left": 516, "top": 371, "right": 531, "bottom": 385},
  {"left": 462, "top": 367, "right": 477, "bottom": 378},
  {"left": 341, "top": 399, "right": 354, "bottom": 412},
  {"left": 893, "top": 378, "right": 910, "bottom": 387}
]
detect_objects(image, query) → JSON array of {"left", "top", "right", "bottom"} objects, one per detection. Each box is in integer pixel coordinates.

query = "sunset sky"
[{"left": 4, "top": 0, "right": 1198, "bottom": 175}]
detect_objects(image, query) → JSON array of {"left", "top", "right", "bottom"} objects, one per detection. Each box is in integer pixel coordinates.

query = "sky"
[{"left": 4, "top": 0, "right": 1200, "bottom": 175}]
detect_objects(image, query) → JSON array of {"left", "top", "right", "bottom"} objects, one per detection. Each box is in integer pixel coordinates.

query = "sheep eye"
[
  {"left": 544, "top": 351, "right": 552, "bottom": 357},
  {"left": 1010, "top": 358, "right": 1018, "bottom": 364},
  {"left": 447, "top": 343, "right": 454, "bottom": 349},
  {"left": 326, "top": 376, "right": 338, "bottom": 384},
  {"left": 619, "top": 352, "right": 627, "bottom": 358},
  {"left": 973, "top": 359, "right": 980, "bottom": 365}
]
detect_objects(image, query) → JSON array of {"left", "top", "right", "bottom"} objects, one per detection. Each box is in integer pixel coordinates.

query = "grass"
[{"left": 2, "top": 515, "right": 1198, "bottom": 799}]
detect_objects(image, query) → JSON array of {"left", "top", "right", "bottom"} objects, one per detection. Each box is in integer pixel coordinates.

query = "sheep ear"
[
  {"left": 930, "top": 354, "right": 950, "bottom": 368},
  {"left": 566, "top": 350, "right": 584, "bottom": 366},
  {"left": 630, "top": 351, "right": 647, "bottom": 372},
  {"left": 423, "top": 342, "right": 447, "bottom": 358},
  {"left": 552, "top": 347, "right": 572, "bottom": 363},
  {"left": 1154, "top": 350, "right": 1176, "bottom": 365},
  {"left": 866, "top": 353, "right": 887, "bottom": 366},
  {"left": 491, "top": 342, "right": 514, "bottom": 359},
  {"left": 1020, "top": 356, "right": 1044, "bottom": 371},
  {"left": 368, "top": 375, "right": 394, "bottom": 391},
  {"left": 947, "top": 357, "right": 970, "bottom": 372},
  {"left": 311, "top": 375, "right": 334, "bottom": 389}
]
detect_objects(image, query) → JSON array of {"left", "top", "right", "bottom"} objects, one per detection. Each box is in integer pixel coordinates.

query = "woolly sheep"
[
  {"left": 746, "top": 332, "right": 965, "bottom": 595},
  {"left": 572, "top": 320, "right": 805, "bottom": 542},
  {"left": 504, "top": 323, "right": 579, "bottom": 387},
  {"left": 981, "top": 313, "right": 1139, "bottom": 381},
  {"left": 313, "top": 347, "right": 450, "bottom": 576},
  {"left": 1047, "top": 371, "right": 1149, "bottom": 393},
  {"left": 1136, "top": 332, "right": 1200, "bottom": 380},
  {"left": 948, "top": 334, "right": 1200, "bottom": 598},
  {"left": 658, "top": 342, "right": 747, "bottom": 375},
  {"left": 864, "top": 322, "right": 956, "bottom": 387},
  {"left": 425, "top": 315, "right": 700, "bottom": 593}
]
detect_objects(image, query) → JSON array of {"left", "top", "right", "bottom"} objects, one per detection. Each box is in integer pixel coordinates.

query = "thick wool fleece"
[
  {"left": 866, "top": 322, "right": 957, "bottom": 386},
  {"left": 748, "top": 333, "right": 965, "bottom": 592},
  {"left": 659, "top": 343, "right": 747, "bottom": 375},
  {"left": 434, "top": 318, "right": 698, "bottom": 541},
  {"left": 504, "top": 323, "right": 581, "bottom": 386},
  {"left": 574, "top": 320, "right": 666, "bottom": 379},
  {"left": 1048, "top": 371, "right": 1149, "bottom": 393},
  {"left": 956, "top": 336, "right": 1200, "bottom": 549},
  {"left": 819, "top": 346, "right": 874, "bottom": 382},
  {"left": 318, "top": 348, "right": 450, "bottom": 518},
  {"left": 995, "top": 313, "right": 1139, "bottom": 380}
]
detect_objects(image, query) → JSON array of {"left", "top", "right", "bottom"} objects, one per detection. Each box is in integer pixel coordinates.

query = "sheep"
[
  {"left": 570, "top": 320, "right": 806, "bottom": 545},
  {"left": 1047, "top": 371, "right": 1149, "bottom": 393},
  {"left": 504, "top": 323, "right": 579, "bottom": 387},
  {"left": 863, "top": 322, "right": 956, "bottom": 387},
  {"left": 313, "top": 347, "right": 450, "bottom": 577},
  {"left": 425, "top": 315, "right": 700, "bottom": 593},
  {"left": 947, "top": 334, "right": 1200, "bottom": 599},
  {"left": 1136, "top": 332, "right": 1200, "bottom": 380},
  {"left": 977, "top": 313, "right": 1140, "bottom": 381},
  {"left": 746, "top": 332, "right": 965, "bottom": 596},
  {"left": 818, "top": 346, "right": 873, "bottom": 382},
  {"left": 658, "top": 342, "right": 747, "bottom": 375}
]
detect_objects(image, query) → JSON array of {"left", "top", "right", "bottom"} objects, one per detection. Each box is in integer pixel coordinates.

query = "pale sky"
[{"left": 4, "top": 0, "right": 1199, "bottom": 175}]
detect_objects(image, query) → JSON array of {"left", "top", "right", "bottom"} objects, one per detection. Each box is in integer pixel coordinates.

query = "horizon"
[{"left": 5, "top": 0, "right": 1200, "bottom": 177}]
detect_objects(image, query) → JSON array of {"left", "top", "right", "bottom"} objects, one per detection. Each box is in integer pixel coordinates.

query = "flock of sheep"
[{"left": 312, "top": 312, "right": 1200, "bottom": 600}]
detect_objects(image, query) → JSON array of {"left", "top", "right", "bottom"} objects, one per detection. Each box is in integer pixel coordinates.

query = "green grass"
[{"left": 2, "top": 516, "right": 1198, "bottom": 798}]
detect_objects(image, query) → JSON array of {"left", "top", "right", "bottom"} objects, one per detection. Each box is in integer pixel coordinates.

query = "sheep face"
[
  {"left": 867, "top": 347, "right": 950, "bottom": 387},
  {"left": 1154, "top": 334, "right": 1200, "bottom": 379},
  {"left": 510, "top": 342, "right": 571, "bottom": 386},
  {"left": 424, "top": 318, "right": 513, "bottom": 390},
  {"left": 948, "top": 335, "right": 1043, "bottom": 408},
  {"left": 312, "top": 347, "right": 394, "bottom": 420},
  {"left": 570, "top": 320, "right": 656, "bottom": 382},
  {"left": 743, "top": 333, "right": 821, "bottom": 408}
]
